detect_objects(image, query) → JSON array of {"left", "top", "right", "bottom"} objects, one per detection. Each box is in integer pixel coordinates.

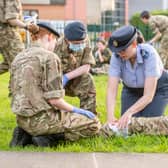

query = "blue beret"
[
  {"left": 64, "top": 21, "right": 87, "bottom": 41},
  {"left": 37, "top": 21, "right": 60, "bottom": 37},
  {"left": 108, "top": 25, "right": 137, "bottom": 53}
]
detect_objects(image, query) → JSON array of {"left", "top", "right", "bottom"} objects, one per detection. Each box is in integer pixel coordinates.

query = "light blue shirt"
[{"left": 109, "top": 43, "right": 163, "bottom": 88}]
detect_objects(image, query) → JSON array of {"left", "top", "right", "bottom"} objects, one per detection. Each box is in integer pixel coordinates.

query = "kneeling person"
[
  {"left": 10, "top": 21, "right": 101, "bottom": 147},
  {"left": 54, "top": 21, "right": 97, "bottom": 114}
]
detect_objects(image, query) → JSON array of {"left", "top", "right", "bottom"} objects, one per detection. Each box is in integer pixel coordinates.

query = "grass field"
[{"left": 0, "top": 55, "right": 168, "bottom": 152}]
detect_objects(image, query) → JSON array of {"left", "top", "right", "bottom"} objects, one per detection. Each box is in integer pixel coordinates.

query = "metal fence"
[
  {"left": 43, "top": 21, "right": 115, "bottom": 48},
  {"left": 39, "top": 20, "right": 160, "bottom": 49}
]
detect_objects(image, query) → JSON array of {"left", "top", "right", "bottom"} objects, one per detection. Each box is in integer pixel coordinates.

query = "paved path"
[{"left": 0, "top": 152, "right": 168, "bottom": 168}]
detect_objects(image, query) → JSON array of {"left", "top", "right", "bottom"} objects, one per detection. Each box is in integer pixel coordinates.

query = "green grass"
[{"left": 0, "top": 62, "right": 168, "bottom": 152}]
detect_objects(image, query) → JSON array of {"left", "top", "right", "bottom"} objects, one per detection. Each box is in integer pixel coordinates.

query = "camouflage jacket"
[
  {"left": 11, "top": 42, "right": 64, "bottom": 117},
  {"left": 54, "top": 36, "right": 95, "bottom": 73},
  {"left": 92, "top": 47, "right": 112, "bottom": 67},
  {"left": 0, "top": 0, "right": 23, "bottom": 23},
  {"left": 149, "top": 15, "right": 168, "bottom": 34}
]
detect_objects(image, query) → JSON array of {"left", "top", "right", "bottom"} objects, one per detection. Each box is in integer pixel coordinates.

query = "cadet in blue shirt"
[{"left": 107, "top": 25, "right": 168, "bottom": 129}]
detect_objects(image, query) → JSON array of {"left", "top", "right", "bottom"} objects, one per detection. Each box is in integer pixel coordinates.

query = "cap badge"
[{"left": 113, "top": 40, "right": 118, "bottom": 47}]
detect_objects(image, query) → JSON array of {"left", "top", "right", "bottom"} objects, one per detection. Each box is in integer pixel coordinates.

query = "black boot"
[
  {"left": 32, "top": 133, "right": 65, "bottom": 147},
  {"left": 9, "top": 126, "right": 32, "bottom": 147}
]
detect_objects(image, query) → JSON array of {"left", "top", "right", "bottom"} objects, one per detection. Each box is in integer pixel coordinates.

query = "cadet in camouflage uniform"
[
  {"left": 140, "top": 11, "right": 168, "bottom": 69},
  {"left": 10, "top": 21, "right": 101, "bottom": 147},
  {"left": 0, "top": 0, "right": 38, "bottom": 75},
  {"left": 54, "top": 21, "right": 97, "bottom": 114},
  {"left": 91, "top": 39, "right": 112, "bottom": 75}
]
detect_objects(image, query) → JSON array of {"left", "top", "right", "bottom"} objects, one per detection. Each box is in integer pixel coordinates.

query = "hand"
[
  {"left": 72, "top": 107, "right": 95, "bottom": 119},
  {"left": 63, "top": 74, "right": 69, "bottom": 87},
  {"left": 118, "top": 110, "right": 132, "bottom": 129},
  {"left": 108, "top": 116, "right": 118, "bottom": 125},
  {"left": 27, "top": 23, "right": 39, "bottom": 34}
]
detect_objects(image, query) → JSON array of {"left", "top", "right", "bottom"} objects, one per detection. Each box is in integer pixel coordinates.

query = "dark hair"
[
  {"left": 136, "top": 30, "right": 145, "bottom": 43},
  {"left": 97, "top": 39, "right": 106, "bottom": 45},
  {"left": 140, "top": 10, "right": 150, "bottom": 19}
]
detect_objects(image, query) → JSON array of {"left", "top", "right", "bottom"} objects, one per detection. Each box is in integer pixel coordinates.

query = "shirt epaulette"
[{"left": 140, "top": 49, "right": 150, "bottom": 59}]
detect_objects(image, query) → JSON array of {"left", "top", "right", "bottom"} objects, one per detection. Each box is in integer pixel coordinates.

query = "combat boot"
[
  {"left": 9, "top": 126, "right": 32, "bottom": 147},
  {"left": 32, "top": 133, "right": 65, "bottom": 147}
]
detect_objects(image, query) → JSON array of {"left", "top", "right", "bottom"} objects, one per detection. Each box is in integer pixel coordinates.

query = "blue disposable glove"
[
  {"left": 63, "top": 74, "right": 69, "bottom": 87},
  {"left": 72, "top": 107, "right": 95, "bottom": 119}
]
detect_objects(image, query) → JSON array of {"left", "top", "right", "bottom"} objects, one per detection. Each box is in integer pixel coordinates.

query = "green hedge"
[{"left": 130, "top": 10, "right": 168, "bottom": 41}]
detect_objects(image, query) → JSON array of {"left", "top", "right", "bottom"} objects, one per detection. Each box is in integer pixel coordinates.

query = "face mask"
[{"left": 69, "top": 43, "right": 86, "bottom": 52}]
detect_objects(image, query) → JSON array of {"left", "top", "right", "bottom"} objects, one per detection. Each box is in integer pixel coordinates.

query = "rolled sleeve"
[
  {"left": 44, "top": 89, "right": 65, "bottom": 99},
  {"left": 5, "top": 12, "right": 18, "bottom": 20},
  {"left": 108, "top": 54, "right": 122, "bottom": 77},
  {"left": 149, "top": 22, "right": 158, "bottom": 34}
]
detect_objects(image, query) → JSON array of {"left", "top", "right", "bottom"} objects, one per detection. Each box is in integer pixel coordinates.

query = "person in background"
[
  {"left": 0, "top": 0, "right": 38, "bottom": 75},
  {"left": 91, "top": 38, "right": 112, "bottom": 75},
  {"left": 140, "top": 10, "right": 168, "bottom": 69},
  {"left": 9, "top": 21, "right": 101, "bottom": 147},
  {"left": 54, "top": 21, "right": 97, "bottom": 114},
  {"left": 106, "top": 25, "right": 168, "bottom": 130}
]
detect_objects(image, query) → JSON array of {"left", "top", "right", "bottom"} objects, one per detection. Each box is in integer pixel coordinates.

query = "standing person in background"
[
  {"left": 54, "top": 21, "right": 97, "bottom": 114},
  {"left": 140, "top": 10, "right": 168, "bottom": 69},
  {"left": 0, "top": 0, "right": 38, "bottom": 147},
  {"left": 91, "top": 39, "right": 112, "bottom": 75},
  {"left": 0, "top": 0, "right": 38, "bottom": 75},
  {"left": 10, "top": 21, "right": 101, "bottom": 147},
  {"left": 106, "top": 25, "right": 168, "bottom": 130}
]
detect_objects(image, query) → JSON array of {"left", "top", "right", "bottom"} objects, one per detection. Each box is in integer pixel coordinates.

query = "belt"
[
  {"left": 0, "top": 22, "right": 8, "bottom": 25},
  {"left": 0, "top": 22, "right": 9, "bottom": 28},
  {"left": 0, "top": 22, "right": 18, "bottom": 30},
  {"left": 122, "top": 82, "right": 144, "bottom": 96}
]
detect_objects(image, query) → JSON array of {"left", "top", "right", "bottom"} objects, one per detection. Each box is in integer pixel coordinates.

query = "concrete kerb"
[{"left": 0, "top": 152, "right": 168, "bottom": 168}]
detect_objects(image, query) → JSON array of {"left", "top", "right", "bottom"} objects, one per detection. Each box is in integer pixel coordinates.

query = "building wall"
[
  {"left": 22, "top": 0, "right": 128, "bottom": 25},
  {"left": 86, "top": 0, "right": 101, "bottom": 24},
  {"left": 22, "top": 0, "right": 86, "bottom": 23},
  {"left": 64, "top": 0, "right": 87, "bottom": 23},
  {"left": 22, "top": 5, "right": 65, "bottom": 20}
]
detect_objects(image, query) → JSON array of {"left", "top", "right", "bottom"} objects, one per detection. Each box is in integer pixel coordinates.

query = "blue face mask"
[{"left": 69, "top": 43, "right": 86, "bottom": 52}]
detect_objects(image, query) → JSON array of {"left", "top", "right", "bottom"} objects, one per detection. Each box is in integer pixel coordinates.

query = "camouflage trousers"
[
  {"left": 0, "top": 25, "right": 24, "bottom": 74},
  {"left": 100, "top": 116, "right": 168, "bottom": 137},
  {"left": 91, "top": 64, "right": 110, "bottom": 75},
  {"left": 17, "top": 109, "right": 101, "bottom": 141},
  {"left": 65, "top": 73, "right": 97, "bottom": 114},
  {"left": 159, "top": 31, "right": 168, "bottom": 69}
]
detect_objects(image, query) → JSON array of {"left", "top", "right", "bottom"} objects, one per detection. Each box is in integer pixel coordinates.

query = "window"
[
  {"left": 101, "top": 0, "right": 125, "bottom": 30},
  {"left": 50, "top": 0, "right": 66, "bottom": 5},
  {"left": 23, "top": 10, "right": 39, "bottom": 18}
]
